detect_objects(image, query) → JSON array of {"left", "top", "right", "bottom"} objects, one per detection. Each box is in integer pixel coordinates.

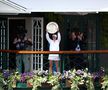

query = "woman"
[{"left": 46, "top": 32, "right": 61, "bottom": 73}]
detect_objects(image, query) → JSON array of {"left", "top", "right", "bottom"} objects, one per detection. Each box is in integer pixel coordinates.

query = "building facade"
[{"left": 0, "top": 0, "right": 108, "bottom": 72}]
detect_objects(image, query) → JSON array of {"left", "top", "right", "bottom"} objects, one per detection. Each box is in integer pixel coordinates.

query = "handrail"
[{"left": 0, "top": 49, "right": 108, "bottom": 54}]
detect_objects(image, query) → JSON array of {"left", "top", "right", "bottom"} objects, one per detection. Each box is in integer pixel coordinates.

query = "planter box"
[
  {"left": 78, "top": 85, "right": 87, "bottom": 90},
  {"left": 13, "top": 82, "right": 88, "bottom": 90},
  {"left": 41, "top": 83, "right": 52, "bottom": 88},
  {"left": 13, "top": 88, "right": 32, "bottom": 90},
  {"left": 38, "top": 87, "right": 52, "bottom": 90},
  {"left": 38, "top": 83, "right": 52, "bottom": 90},
  {"left": 13, "top": 82, "right": 32, "bottom": 90},
  {"left": 65, "top": 79, "right": 71, "bottom": 87},
  {"left": 62, "top": 87, "right": 71, "bottom": 90},
  {"left": 16, "top": 82, "right": 27, "bottom": 88},
  {"left": 62, "top": 86, "right": 87, "bottom": 90},
  {"left": 13, "top": 82, "right": 52, "bottom": 90}
]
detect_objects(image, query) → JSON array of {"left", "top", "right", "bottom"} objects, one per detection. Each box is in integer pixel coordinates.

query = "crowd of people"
[
  {"left": 68, "top": 30, "right": 86, "bottom": 70},
  {"left": 13, "top": 22, "right": 86, "bottom": 74}
]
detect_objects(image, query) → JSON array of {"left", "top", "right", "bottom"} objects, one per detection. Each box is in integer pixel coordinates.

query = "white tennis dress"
[{"left": 46, "top": 32, "right": 61, "bottom": 61}]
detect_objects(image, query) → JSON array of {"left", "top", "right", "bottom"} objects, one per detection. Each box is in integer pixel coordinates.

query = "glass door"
[{"left": 32, "top": 17, "right": 43, "bottom": 70}]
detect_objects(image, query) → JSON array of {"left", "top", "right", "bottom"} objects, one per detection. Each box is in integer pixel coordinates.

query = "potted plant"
[
  {"left": 61, "top": 68, "right": 94, "bottom": 90},
  {"left": 8, "top": 71, "right": 34, "bottom": 90},
  {"left": 7, "top": 70, "right": 61, "bottom": 90},
  {"left": 46, "top": 73, "right": 61, "bottom": 90},
  {"left": 1, "top": 68, "right": 106, "bottom": 90},
  {"left": 32, "top": 70, "right": 61, "bottom": 90},
  {"left": 92, "top": 67, "right": 105, "bottom": 90}
]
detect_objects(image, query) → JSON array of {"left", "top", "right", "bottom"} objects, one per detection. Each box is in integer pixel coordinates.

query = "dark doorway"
[
  {"left": 9, "top": 19, "right": 25, "bottom": 70},
  {"left": 62, "top": 15, "right": 88, "bottom": 70}
]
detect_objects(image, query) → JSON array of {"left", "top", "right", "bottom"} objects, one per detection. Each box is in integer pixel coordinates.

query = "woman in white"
[{"left": 46, "top": 32, "right": 61, "bottom": 73}]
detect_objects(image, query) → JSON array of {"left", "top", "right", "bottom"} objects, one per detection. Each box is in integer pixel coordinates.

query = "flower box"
[
  {"left": 78, "top": 85, "right": 87, "bottom": 90},
  {"left": 13, "top": 82, "right": 52, "bottom": 90},
  {"left": 37, "top": 83, "right": 52, "bottom": 90},
  {"left": 41, "top": 82, "right": 52, "bottom": 88},
  {"left": 38, "top": 87, "right": 52, "bottom": 90},
  {"left": 13, "top": 88, "right": 32, "bottom": 90},
  {"left": 13, "top": 82, "right": 32, "bottom": 90},
  {"left": 62, "top": 87, "right": 71, "bottom": 90},
  {"left": 65, "top": 79, "right": 71, "bottom": 87},
  {"left": 16, "top": 82, "right": 27, "bottom": 88},
  {"left": 1, "top": 69, "right": 105, "bottom": 90}
]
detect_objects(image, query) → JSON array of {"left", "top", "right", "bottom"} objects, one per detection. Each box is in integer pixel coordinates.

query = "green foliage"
[
  {"left": 69, "top": 68, "right": 95, "bottom": 90},
  {"left": 101, "top": 75, "right": 108, "bottom": 90},
  {"left": 2, "top": 68, "right": 107, "bottom": 90},
  {"left": 8, "top": 72, "right": 21, "bottom": 90},
  {"left": 0, "top": 72, "right": 6, "bottom": 89}
]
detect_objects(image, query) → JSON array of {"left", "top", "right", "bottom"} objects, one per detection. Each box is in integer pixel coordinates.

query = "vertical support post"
[{"left": 96, "top": 13, "right": 100, "bottom": 71}]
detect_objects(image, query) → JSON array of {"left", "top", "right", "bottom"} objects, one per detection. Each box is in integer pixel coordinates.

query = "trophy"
[{"left": 46, "top": 22, "right": 59, "bottom": 34}]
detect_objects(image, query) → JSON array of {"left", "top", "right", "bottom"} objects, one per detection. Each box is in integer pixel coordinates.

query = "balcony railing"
[{"left": 0, "top": 49, "right": 108, "bottom": 72}]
